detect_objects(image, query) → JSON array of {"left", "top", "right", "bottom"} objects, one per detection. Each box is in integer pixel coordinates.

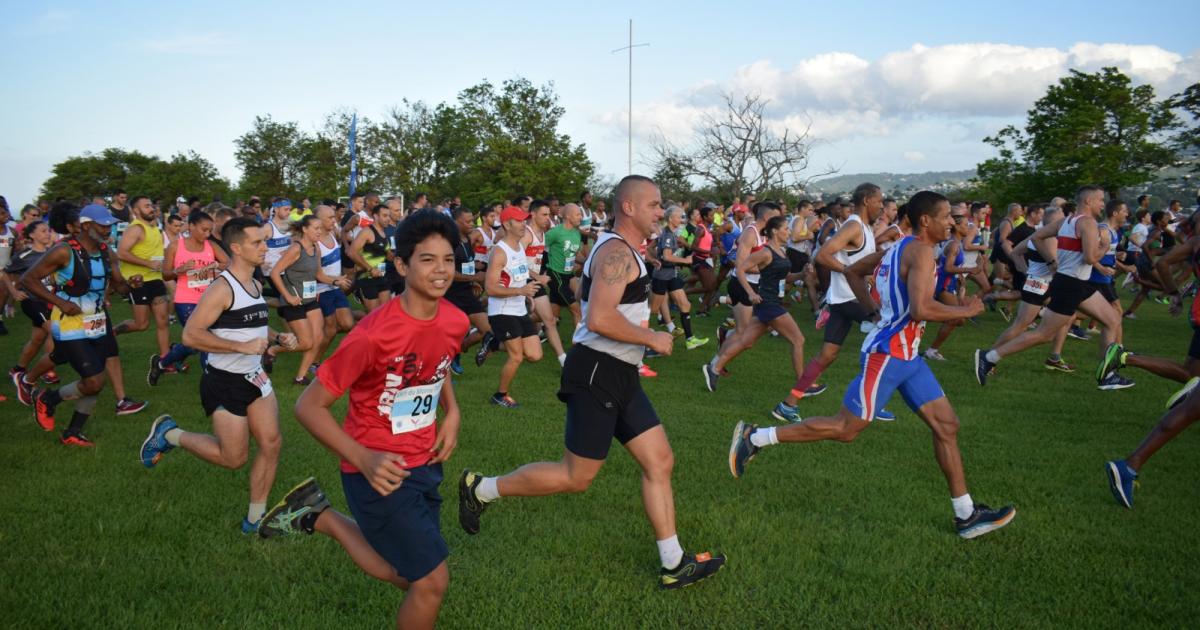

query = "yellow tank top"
[{"left": 121, "top": 217, "right": 164, "bottom": 281}]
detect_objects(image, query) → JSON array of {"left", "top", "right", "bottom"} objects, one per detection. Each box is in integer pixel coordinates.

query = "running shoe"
[
  {"left": 475, "top": 331, "right": 495, "bottom": 367},
  {"left": 240, "top": 518, "right": 260, "bottom": 535},
  {"left": 804, "top": 382, "right": 828, "bottom": 397},
  {"left": 771, "top": 402, "right": 799, "bottom": 423},
  {"left": 685, "top": 336, "right": 710, "bottom": 350},
  {"left": 660, "top": 552, "right": 726, "bottom": 590},
  {"left": 638, "top": 364, "right": 657, "bottom": 378},
  {"left": 147, "top": 354, "right": 165, "bottom": 387},
  {"left": 973, "top": 349, "right": 994, "bottom": 386},
  {"left": 174, "top": 360, "right": 189, "bottom": 373},
  {"left": 1105, "top": 460, "right": 1137, "bottom": 509},
  {"left": 308, "top": 361, "right": 321, "bottom": 375},
  {"left": 923, "top": 348, "right": 947, "bottom": 361},
  {"left": 1166, "top": 376, "right": 1200, "bottom": 410},
  {"left": 450, "top": 355, "right": 464, "bottom": 376},
  {"left": 42, "top": 370, "right": 60, "bottom": 385},
  {"left": 814, "top": 307, "right": 830, "bottom": 330},
  {"left": 1097, "top": 343, "right": 1126, "bottom": 382},
  {"left": 702, "top": 362, "right": 719, "bottom": 392},
  {"left": 1087, "top": 326, "right": 1100, "bottom": 335},
  {"left": 1067, "top": 325, "right": 1089, "bottom": 341},
  {"left": 644, "top": 348, "right": 662, "bottom": 359},
  {"left": 997, "top": 305, "right": 1012, "bottom": 322},
  {"left": 728, "top": 421, "right": 759, "bottom": 478},
  {"left": 669, "top": 327, "right": 685, "bottom": 338},
  {"left": 458, "top": 470, "right": 488, "bottom": 535},
  {"left": 1098, "top": 373, "right": 1135, "bottom": 391},
  {"left": 716, "top": 326, "right": 728, "bottom": 348},
  {"left": 1154, "top": 295, "right": 1171, "bottom": 305},
  {"left": 139, "top": 414, "right": 177, "bottom": 468},
  {"left": 1122, "top": 311, "right": 1137, "bottom": 320},
  {"left": 490, "top": 393, "right": 520, "bottom": 408},
  {"left": 11, "top": 368, "right": 33, "bottom": 406},
  {"left": 260, "top": 477, "right": 331, "bottom": 539},
  {"left": 1044, "top": 357, "right": 1075, "bottom": 373},
  {"left": 293, "top": 376, "right": 312, "bottom": 386},
  {"left": 60, "top": 432, "right": 95, "bottom": 448},
  {"left": 875, "top": 408, "right": 897, "bottom": 422},
  {"left": 955, "top": 504, "right": 1016, "bottom": 539},
  {"left": 32, "top": 388, "right": 55, "bottom": 431},
  {"left": 115, "top": 398, "right": 148, "bottom": 416}
]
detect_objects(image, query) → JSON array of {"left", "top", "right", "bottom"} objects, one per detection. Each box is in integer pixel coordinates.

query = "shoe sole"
[
  {"left": 1097, "top": 344, "right": 1116, "bottom": 382},
  {"left": 660, "top": 558, "right": 727, "bottom": 590},
  {"left": 11, "top": 372, "right": 30, "bottom": 406},
  {"left": 702, "top": 365, "right": 716, "bottom": 392},
  {"left": 728, "top": 422, "right": 751, "bottom": 478},
  {"left": 140, "top": 414, "right": 173, "bottom": 468},
  {"left": 1098, "top": 382, "right": 1135, "bottom": 391},
  {"left": 458, "top": 470, "right": 483, "bottom": 535},
  {"left": 958, "top": 507, "right": 1016, "bottom": 539},
  {"left": 770, "top": 410, "right": 791, "bottom": 423},
  {"left": 1166, "top": 377, "right": 1200, "bottom": 410},
  {"left": 1105, "top": 462, "right": 1133, "bottom": 509},
  {"left": 875, "top": 414, "right": 896, "bottom": 422},
  {"left": 147, "top": 354, "right": 160, "bottom": 387},
  {"left": 973, "top": 350, "right": 987, "bottom": 386},
  {"left": 1044, "top": 363, "right": 1075, "bottom": 373},
  {"left": 260, "top": 476, "right": 319, "bottom": 538}
]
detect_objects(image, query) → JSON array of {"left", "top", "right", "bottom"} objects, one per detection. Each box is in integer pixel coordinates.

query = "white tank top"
[
  {"left": 742, "top": 224, "right": 765, "bottom": 284},
  {"left": 524, "top": 226, "right": 545, "bottom": 276},
  {"left": 1055, "top": 216, "right": 1091, "bottom": 280},
  {"left": 487, "top": 240, "right": 530, "bottom": 317},
  {"left": 573, "top": 232, "right": 652, "bottom": 365},
  {"left": 827, "top": 213, "right": 876, "bottom": 305},
  {"left": 262, "top": 220, "right": 291, "bottom": 275},
  {"left": 316, "top": 235, "right": 341, "bottom": 294},
  {"left": 207, "top": 270, "right": 270, "bottom": 375},
  {"left": 473, "top": 227, "right": 494, "bottom": 264}
]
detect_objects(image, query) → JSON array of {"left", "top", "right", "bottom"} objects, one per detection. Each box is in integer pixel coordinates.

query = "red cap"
[{"left": 500, "top": 206, "right": 529, "bottom": 223}]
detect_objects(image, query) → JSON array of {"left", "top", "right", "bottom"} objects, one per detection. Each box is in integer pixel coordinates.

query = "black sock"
[
  {"left": 681, "top": 312, "right": 693, "bottom": 338},
  {"left": 298, "top": 508, "right": 324, "bottom": 534},
  {"left": 67, "top": 410, "right": 89, "bottom": 435},
  {"left": 494, "top": 391, "right": 506, "bottom": 400},
  {"left": 42, "top": 388, "right": 63, "bottom": 410}
]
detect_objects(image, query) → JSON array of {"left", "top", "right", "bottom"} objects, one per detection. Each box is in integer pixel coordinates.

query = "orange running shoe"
[
  {"left": 32, "top": 388, "right": 55, "bottom": 432},
  {"left": 61, "top": 433, "right": 95, "bottom": 447},
  {"left": 638, "top": 364, "right": 658, "bottom": 378}
]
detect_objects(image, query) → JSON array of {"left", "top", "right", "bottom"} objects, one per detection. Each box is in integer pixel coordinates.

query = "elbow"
[{"left": 181, "top": 328, "right": 198, "bottom": 348}]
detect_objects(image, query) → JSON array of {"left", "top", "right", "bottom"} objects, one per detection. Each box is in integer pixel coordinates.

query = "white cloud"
[
  {"left": 143, "top": 33, "right": 232, "bottom": 56},
  {"left": 903, "top": 151, "right": 925, "bottom": 162}
]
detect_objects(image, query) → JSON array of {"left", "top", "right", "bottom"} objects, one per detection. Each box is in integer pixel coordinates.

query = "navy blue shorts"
[
  {"left": 843, "top": 352, "right": 945, "bottom": 421},
  {"left": 752, "top": 302, "right": 787, "bottom": 324},
  {"left": 318, "top": 289, "right": 350, "bottom": 316},
  {"left": 342, "top": 464, "right": 447, "bottom": 582}
]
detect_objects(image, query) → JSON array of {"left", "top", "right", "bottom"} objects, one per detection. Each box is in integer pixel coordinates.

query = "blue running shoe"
[
  {"left": 771, "top": 402, "right": 799, "bottom": 423},
  {"left": 955, "top": 503, "right": 1016, "bottom": 539},
  {"left": 804, "top": 382, "right": 828, "bottom": 397},
  {"left": 241, "top": 518, "right": 260, "bottom": 534},
  {"left": 728, "top": 421, "right": 760, "bottom": 478},
  {"left": 450, "top": 355, "right": 464, "bottom": 376},
  {"left": 874, "top": 408, "right": 896, "bottom": 422},
  {"left": 140, "top": 414, "right": 177, "bottom": 468},
  {"left": 1105, "top": 459, "right": 1137, "bottom": 509}
]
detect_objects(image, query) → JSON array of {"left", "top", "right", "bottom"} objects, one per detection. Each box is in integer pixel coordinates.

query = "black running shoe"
[
  {"left": 660, "top": 551, "right": 727, "bottom": 590},
  {"left": 147, "top": 354, "right": 165, "bottom": 387},
  {"left": 475, "top": 331, "right": 495, "bottom": 367},
  {"left": 458, "top": 469, "right": 488, "bottom": 535},
  {"left": 955, "top": 503, "right": 1016, "bottom": 539},
  {"left": 702, "top": 362, "right": 719, "bottom": 392},
  {"left": 259, "top": 477, "right": 331, "bottom": 539},
  {"left": 728, "top": 421, "right": 760, "bottom": 478},
  {"left": 973, "top": 349, "right": 994, "bottom": 386}
]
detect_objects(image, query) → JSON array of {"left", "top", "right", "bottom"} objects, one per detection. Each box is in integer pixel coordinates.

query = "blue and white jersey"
[
  {"left": 1088, "top": 223, "right": 1119, "bottom": 285},
  {"left": 862, "top": 236, "right": 930, "bottom": 360}
]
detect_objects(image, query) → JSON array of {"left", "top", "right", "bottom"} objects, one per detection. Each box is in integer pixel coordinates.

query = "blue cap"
[{"left": 80, "top": 204, "right": 119, "bottom": 226}]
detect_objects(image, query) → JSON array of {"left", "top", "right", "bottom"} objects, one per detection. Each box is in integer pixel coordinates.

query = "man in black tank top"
[
  {"left": 459, "top": 175, "right": 726, "bottom": 590},
  {"left": 139, "top": 217, "right": 298, "bottom": 534}
]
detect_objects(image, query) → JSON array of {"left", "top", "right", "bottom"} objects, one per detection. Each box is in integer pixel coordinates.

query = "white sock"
[
  {"left": 750, "top": 426, "right": 778, "bottom": 448},
  {"left": 477, "top": 476, "right": 501, "bottom": 503},
  {"left": 951, "top": 494, "right": 974, "bottom": 520},
  {"left": 666, "top": 322, "right": 676, "bottom": 332},
  {"left": 656, "top": 535, "right": 684, "bottom": 570},
  {"left": 985, "top": 350, "right": 1001, "bottom": 364},
  {"left": 248, "top": 502, "right": 267, "bottom": 523},
  {"left": 164, "top": 428, "right": 183, "bottom": 446},
  {"left": 557, "top": 353, "right": 566, "bottom": 366}
]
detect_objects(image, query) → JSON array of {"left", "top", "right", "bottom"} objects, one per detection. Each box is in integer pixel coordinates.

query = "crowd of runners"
[{"left": 2, "top": 179, "right": 1198, "bottom": 627}]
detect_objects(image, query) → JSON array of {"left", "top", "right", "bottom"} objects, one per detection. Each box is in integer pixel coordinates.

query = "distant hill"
[{"left": 808, "top": 170, "right": 977, "bottom": 197}]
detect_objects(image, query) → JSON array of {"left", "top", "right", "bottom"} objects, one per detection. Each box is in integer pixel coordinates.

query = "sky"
[{"left": 1, "top": 0, "right": 1198, "bottom": 205}]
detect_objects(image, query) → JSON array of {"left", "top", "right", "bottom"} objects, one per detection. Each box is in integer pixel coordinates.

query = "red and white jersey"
[
  {"left": 1055, "top": 216, "right": 1091, "bottom": 280},
  {"left": 473, "top": 226, "right": 495, "bottom": 265},
  {"left": 524, "top": 225, "right": 545, "bottom": 275}
]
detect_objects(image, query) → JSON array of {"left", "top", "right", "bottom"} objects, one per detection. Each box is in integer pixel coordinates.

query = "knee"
[
  {"left": 79, "top": 378, "right": 104, "bottom": 396},
  {"left": 507, "top": 352, "right": 524, "bottom": 366},
  {"left": 220, "top": 449, "right": 249, "bottom": 469},
  {"left": 834, "top": 420, "right": 866, "bottom": 443},
  {"left": 644, "top": 449, "right": 674, "bottom": 480},
  {"left": 564, "top": 468, "right": 598, "bottom": 493},
  {"left": 525, "top": 347, "right": 543, "bottom": 363},
  {"left": 930, "top": 415, "right": 959, "bottom": 441},
  {"left": 412, "top": 567, "right": 449, "bottom": 600},
  {"left": 258, "top": 432, "right": 282, "bottom": 458}
]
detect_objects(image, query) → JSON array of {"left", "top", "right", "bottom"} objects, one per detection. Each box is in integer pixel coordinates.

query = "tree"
[
  {"left": 39, "top": 148, "right": 229, "bottom": 204},
  {"left": 650, "top": 93, "right": 832, "bottom": 201},
  {"left": 1169, "top": 82, "right": 1200, "bottom": 173},
  {"left": 975, "top": 67, "right": 1178, "bottom": 203},
  {"left": 130, "top": 151, "right": 230, "bottom": 203},
  {"left": 234, "top": 115, "right": 311, "bottom": 198}
]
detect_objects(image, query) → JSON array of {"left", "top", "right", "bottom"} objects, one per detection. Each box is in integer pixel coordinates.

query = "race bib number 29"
[{"left": 389, "top": 380, "right": 442, "bottom": 435}]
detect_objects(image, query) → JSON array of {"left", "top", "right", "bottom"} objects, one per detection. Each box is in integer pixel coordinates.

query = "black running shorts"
[
  {"left": 727, "top": 280, "right": 758, "bottom": 307},
  {"left": 560, "top": 344, "right": 661, "bottom": 460},
  {"left": 824, "top": 300, "right": 872, "bottom": 345},
  {"left": 488, "top": 314, "right": 536, "bottom": 341},
  {"left": 1046, "top": 274, "right": 1098, "bottom": 316},
  {"left": 199, "top": 365, "right": 268, "bottom": 417},
  {"left": 547, "top": 270, "right": 576, "bottom": 307},
  {"left": 128, "top": 279, "right": 167, "bottom": 306},
  {"left": 51, "top": 325, "right": 118, "bottom": 379}
]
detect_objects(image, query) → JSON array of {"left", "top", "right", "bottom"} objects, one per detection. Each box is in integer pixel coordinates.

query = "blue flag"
[{"left": 348, "top": 113, "right": 358, "bottom": 197}]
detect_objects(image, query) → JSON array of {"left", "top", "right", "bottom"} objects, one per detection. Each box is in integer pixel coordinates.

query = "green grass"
[{"left": 2, "top": 290, "right": 1198, "bottom": 628}]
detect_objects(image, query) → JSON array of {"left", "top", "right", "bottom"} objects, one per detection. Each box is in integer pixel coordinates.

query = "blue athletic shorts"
[
  {"left": 341, "top": 464, "right": 447, "bottom": 582},
  {"left": 843, "top": 352, "right": 944, "bottom": 421},
  {"left": 318, "top": 289, "right": 350, "bottom": 316}
]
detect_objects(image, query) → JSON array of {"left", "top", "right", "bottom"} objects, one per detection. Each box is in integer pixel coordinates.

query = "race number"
[
  {"left": 186, "top": 269, "right": 212, "bottom": 290},
  {"left": 244, "top": 366, "right": 273, "bottom": 397},
  {"left": 301, "top": 280, "right": 317, "bottom": 299},
  {"left": 389, "top": 380, "right": 442, "bottom": 435},
  {"left": 1023, "top": 274, "right": 1050, "bottom": 296},
  {"left": 461, "top": 261, "right": 475, "bottom": 276},
  {"left": 82, "top": 312, "right": 107, "bottom": 338}
]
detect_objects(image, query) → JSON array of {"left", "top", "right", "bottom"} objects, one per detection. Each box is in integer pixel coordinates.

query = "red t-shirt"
[{"left": 317, "top": 297, "right": 469, "bottom": 473}]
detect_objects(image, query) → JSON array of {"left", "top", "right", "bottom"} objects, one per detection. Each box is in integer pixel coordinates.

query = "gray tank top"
[{"left": 282, "top": 242, "right": 320, "bottom": 304}]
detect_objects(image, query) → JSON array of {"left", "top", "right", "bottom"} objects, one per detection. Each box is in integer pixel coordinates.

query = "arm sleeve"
[{"left": 316, "top": 325, "right": 374, "bottom": 397}]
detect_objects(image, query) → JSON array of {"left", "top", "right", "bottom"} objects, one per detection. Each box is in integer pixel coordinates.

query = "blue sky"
[{"left": 2, "top": 0, "right": 1197, "bottom": 204}]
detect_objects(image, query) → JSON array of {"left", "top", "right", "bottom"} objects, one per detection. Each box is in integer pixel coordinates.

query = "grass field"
[{"left": 2, "top": 288, "right": 1199, "bottom": 629}]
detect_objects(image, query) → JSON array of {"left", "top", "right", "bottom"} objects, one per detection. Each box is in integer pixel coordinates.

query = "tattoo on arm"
[{"left": 599, "top": 248, "right": 632, "bottom": 285}]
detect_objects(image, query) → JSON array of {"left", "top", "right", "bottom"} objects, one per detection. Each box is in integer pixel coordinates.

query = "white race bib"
[
  {"left": 82, "top": 312, "right": 107, "bottom": 339},
  {"left": 461, "top": 261, "right": 475, "bottom": 276},
  {"left": 1023, "top": 274, "right": 1051, "bottom": 296},
  {"left": 389, "top": 379, "right": 442, "bottom": 435},
  {"left": 186, "top": 270, "right": 212, "bottom": 289},
  {"left": 301, "top": 280, "right": 317, "bottom": 299},
  {"left": 244, "top": 366, "right": 273, "bottom": 398},
  {"left": 515, "top": 263, "right": 528, "bottom": 277}
]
